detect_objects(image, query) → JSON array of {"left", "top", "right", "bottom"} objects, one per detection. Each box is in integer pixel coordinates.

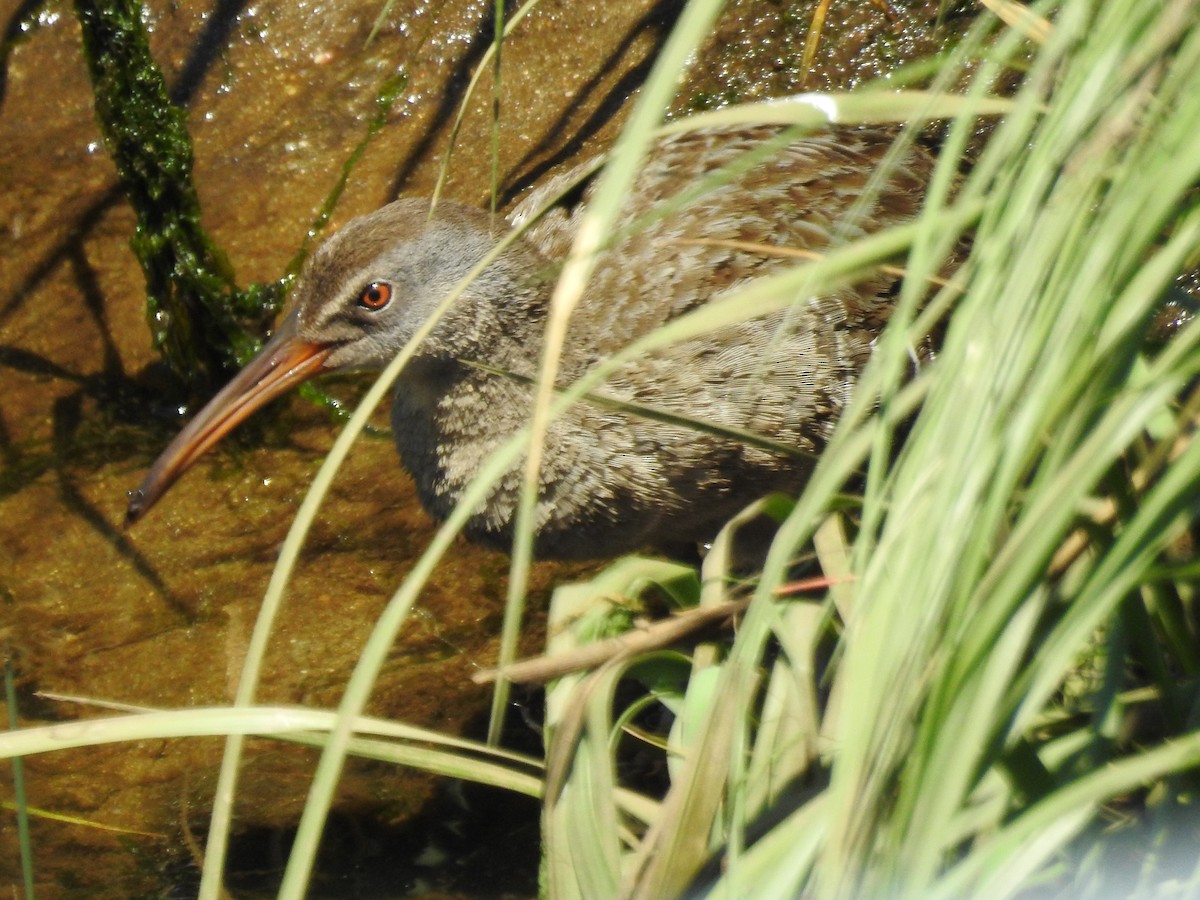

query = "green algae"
[
  {"left": 73, "top": 0, "right": 407, "bottom": 393},
  {"left": 73, "top": 0, "right": 279, "bottom": 389}
]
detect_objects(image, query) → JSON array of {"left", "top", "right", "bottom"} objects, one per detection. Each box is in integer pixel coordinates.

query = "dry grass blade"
[
  {"left": 979, "top": 0, "right": 1053, "bottom": 43},
  {"left": 800, "top": 0, "right": 833, "bottom": 87},
  {"left": 475, "top": 598, "right": 749, "bottom": 685}
]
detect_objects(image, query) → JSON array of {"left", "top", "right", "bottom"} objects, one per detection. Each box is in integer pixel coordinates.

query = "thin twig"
[{"left": 474, "top": 597, "right": 751, "bottom": 685}]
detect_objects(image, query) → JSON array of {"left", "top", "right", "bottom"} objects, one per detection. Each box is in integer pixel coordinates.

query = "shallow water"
[{"left": 0, "top": 0, "right": 965, "bottom": 893}]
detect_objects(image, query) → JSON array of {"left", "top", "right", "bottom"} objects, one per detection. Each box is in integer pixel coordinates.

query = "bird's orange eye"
[{"left": 357, "top": 281, "right": 393, "bottom": 310}]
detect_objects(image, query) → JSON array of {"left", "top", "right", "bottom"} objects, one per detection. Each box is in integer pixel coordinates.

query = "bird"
[{"left": 125, "top": 123, "right": 938, "bottom": 559}]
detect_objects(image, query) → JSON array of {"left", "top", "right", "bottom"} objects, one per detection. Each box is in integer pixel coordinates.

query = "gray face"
[{"left": 290, "top": 197, "right": 531, "bottom": 371}]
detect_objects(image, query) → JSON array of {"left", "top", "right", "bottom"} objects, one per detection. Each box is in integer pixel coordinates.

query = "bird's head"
[{"left": 125, "top": 198, "right": 541, "bottom": 525}]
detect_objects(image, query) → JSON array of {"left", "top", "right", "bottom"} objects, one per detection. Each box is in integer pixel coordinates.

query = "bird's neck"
[{"left": 389, "top": 351, "right": 541, "bottom": 536}]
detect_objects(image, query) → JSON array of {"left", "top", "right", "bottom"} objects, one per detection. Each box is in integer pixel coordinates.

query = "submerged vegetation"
[
  {"left": 5, "top": 0, "right": 1200, "bottom": 896},
  {"left": 74, "top": 0, "right": 276, "bottom": 387}
]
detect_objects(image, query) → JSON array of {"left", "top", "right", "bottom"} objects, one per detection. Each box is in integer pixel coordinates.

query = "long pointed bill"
[{"left": 125, "top": 316, "right": 336, "bottom": 526}]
